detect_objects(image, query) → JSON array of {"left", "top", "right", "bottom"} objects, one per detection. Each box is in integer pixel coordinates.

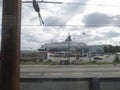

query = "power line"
[
  {"left": 22, "top": 4, "right": 63, "bottom": 9},
  {"left": 0, "top": 24, "right": 120, "bottom": 27},
  {"left": 1, "top": 1, "right": 120, "bottom": 8},
  {"left": 22, "top": 1, "right": 63, "bottom": 4},
  {"left": 20, "top": 25, "right": 84, "bottom": 26},
  {"left": 0, "top": 23, "right": 120, "bottom": 27},
  {"left": 64, "top": 3, "right": 120, "bottom": 8},
  {"left": 21, "top": 1, "right": 120, "bottom": 8}
]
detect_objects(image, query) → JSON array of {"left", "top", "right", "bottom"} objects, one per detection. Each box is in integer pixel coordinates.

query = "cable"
[
  {"left": 22, "top": 4, "right": 63, "bottom": 9},
  {"left": 1, "top": 1, "right": 120, "bottom": 8},
  {"left": 64, "top": 3, "right": 120, "bottom": 8},
  {"left": 21, "top": 25, "right": 84, "bottom": 26},
  {"left": 0, "top": 24, "right": 120, "bottom": 27},
  {"left": 22, "top": 1, "right": 63, "bottom": 4},
  {"left": 21, "top": 1, "right": 120, "bottom": 8},
  {"left": 20, "top": 25, "right": 120, "bottom": 27}
]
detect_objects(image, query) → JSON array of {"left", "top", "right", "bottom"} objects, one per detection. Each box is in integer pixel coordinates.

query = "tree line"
[{"left": 104, "top": 45, "right": 120, "bottom": 53}]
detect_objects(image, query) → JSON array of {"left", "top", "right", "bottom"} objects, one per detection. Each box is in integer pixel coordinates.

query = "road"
[{"left": 20, "top": 65, "right": 120, "bottom": 78}]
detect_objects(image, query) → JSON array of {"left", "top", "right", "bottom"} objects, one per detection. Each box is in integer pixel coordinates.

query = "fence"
[{"left": 21, "top": 77, "right": 120, "bottom": 90}]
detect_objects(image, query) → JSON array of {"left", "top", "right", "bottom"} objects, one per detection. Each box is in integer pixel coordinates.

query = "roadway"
[{"left": 20, "top": 65, "right": 120, "bottom": 78}]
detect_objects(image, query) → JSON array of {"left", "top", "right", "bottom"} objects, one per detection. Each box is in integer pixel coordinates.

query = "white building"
[
  {"left": 38, "top": 34, "right": 104, "bottom": 57},
  {"left": 42, "top": 41, "right": 87, "bottom": 51}
]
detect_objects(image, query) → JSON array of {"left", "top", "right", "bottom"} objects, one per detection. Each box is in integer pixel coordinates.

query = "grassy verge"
[
  {"left": 20, "top": 61, "right": 120, "bottom": 65},
  {"left": 20, "top": 61, "right": 51, "bottom": 65}
]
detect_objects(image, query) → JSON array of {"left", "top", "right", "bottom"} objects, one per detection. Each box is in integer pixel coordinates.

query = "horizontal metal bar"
[
  {"left": 20, "top": 78, "right": 91, "bottom": 82},
  {"left": 22, "top": 1, "right": 63, "bottom": 4}
]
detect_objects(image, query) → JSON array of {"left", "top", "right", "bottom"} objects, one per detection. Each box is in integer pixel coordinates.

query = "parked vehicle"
[{"left": 94, "top": 56, "right": 103, "bottom": 60}]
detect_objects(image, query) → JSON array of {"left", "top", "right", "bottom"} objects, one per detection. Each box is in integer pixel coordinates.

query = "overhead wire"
[
  {"left": 1, "top": 1, "right": 120, "bottom": 7},
  {"left": 22, "top": 4, "right": 63, "bottom": 9},
  {"left": 21, "top": 1, "right": 120, "bottom": 8},
  {"left": 64, "top": 3, "right": 120, "bottom": 8},
  {"left": 22, "top": 1, "right": 63, "bottom": 4},
  {"left": 1, "top": 1, "right": 120, "bottom": 27},
  {"left": 0, "top": 18, "right": 120, "bottom": 27},
  {"left": 0, "top": 24, "right": 119, "bottom": 27}
]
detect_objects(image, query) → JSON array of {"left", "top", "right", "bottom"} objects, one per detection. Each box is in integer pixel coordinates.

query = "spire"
[{"left": 65, "top": 33, "right": 72, "bottom": 41}]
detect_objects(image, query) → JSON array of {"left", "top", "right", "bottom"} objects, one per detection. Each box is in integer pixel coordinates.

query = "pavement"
[
  {"left": 20, "top": 64, "right": 120, "bottom": 78},
  {"left": 21, "top": 64, "right": 120, "bottom": 68}
]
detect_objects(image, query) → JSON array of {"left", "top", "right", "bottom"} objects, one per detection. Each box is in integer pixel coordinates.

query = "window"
[{"left": 1, "top": 0, "right": 120, "bottom": 90}]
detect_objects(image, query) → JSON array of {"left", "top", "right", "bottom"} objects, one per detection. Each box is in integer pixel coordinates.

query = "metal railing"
[{"left": 20, "top": 77, "right": 120, "bottom": 90}]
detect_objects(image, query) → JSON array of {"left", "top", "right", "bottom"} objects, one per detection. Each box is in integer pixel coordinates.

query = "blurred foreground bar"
[{"left": 0, "top": 0, "right": 21, "bottom": 90}]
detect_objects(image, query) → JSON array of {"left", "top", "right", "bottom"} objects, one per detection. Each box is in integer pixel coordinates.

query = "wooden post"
[{"left": 0, "top": 0, "right": 21, "bottom": 90}]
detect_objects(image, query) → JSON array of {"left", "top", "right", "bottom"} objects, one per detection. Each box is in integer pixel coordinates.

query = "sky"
[{"left": 1, "top": 0, "right": 120, "bottom": 50}]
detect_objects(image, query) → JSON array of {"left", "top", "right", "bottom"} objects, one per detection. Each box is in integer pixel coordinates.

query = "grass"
[
  {"left": 20, "top": 61, "right": 51, "bottom": 65},
  {"left": 20, "top": 61, "right": 120, "bottom": 65}
]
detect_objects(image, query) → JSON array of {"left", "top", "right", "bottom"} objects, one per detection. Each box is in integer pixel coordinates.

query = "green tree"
[
  {"left": 31, "top": 52, "right": 37, "bottom": 62},
  {"left": 104, "top": 45, "right": 120, "bottom": 54}
]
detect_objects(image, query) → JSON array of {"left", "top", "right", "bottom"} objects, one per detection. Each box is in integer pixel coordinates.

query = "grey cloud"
[
  {"left": 82, "top": 12, "right": 120, "bottom": 27},
  {"left": 102, "top": 31, "right": 120, "bottom": 38},
  {"left": 84, "top": 31, "right": 120, "bottom": 44},
  {"left": 113, "top": 15, "right": 120, "bottom": 27},
  {"left": 82, "top": 12, "right": 112, "bottom": 27},
  {"left": 44, "top": 0, "right": 88, "bottom": 26},
  {"left": 70, "top": 30, "right": 120, "bottom": 44},
  {"left": 21, "top": 4, "right": 35, "bottom": 24},
  {"left": 65, "top": 26, "right": 83, "bottom": 31},
  {"left": 44, "top": 16, "right": 66, "bottom": 26},
  {"left": 88, "top": 31, "right": 120, "bottom": 42},
  {"left": 63, "top": 0, "right": 88, "bottom": 15},
  {"left": 92, "top": 35, "right": 104, "bottom": 41},
  {"left": 22, "top": 34, "right": 41, "bottom": 43},
  {"left": 30, "top": 17, "right": 38, "bottom": 22},
  {"left": 82, "top": 35, "right": 106, "bottom": 44}
]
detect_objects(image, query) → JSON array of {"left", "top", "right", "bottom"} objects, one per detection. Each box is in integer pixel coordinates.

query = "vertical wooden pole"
[{"left": 0, "top": 0, "right": 21, "bottom": 90}]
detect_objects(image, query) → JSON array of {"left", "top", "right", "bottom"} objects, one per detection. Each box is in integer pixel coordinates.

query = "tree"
[
  {"left": 31, "top": 52, "right": 37, "bottom": 62},
  {"left": 104, "top": 45, "right": 120, "bottom": 54}
]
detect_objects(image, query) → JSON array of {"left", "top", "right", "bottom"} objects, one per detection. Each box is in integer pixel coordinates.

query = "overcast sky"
[{"left": 1, "top": 0, "right": 120, "bottom": 50}]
